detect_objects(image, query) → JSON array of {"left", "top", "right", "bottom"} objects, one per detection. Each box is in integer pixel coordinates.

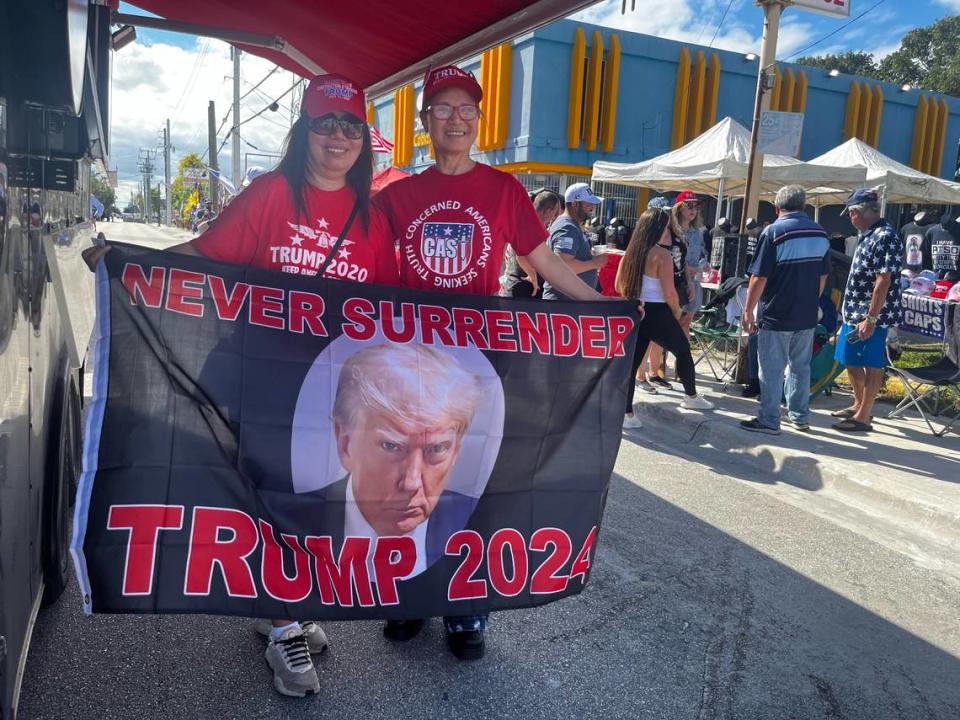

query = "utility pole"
[
  {"left": 740, "top": 0, "right": 783, "bottom": 234},
  {"left": 232, "top": 47, "right": 242, "bottom": 188},
  {"left": 208, "top": 100, "right": 220, "bottom": 212},
  {"left": 163, "top": 119, "right": 172, "bottom": 226},
  {"left": 137, "top": 148, "right": 157, "bottom": 223}
]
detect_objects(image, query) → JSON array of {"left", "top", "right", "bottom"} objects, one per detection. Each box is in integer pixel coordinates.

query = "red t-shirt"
[
  {"left": 598, "top": 253, "right": 624, "bottom": 297},
  {"left": 375, "top": 164, "right": 547, "bottom": 295},
  {"left": 193, "top": 172, "right": 398, "bottom": 285}
]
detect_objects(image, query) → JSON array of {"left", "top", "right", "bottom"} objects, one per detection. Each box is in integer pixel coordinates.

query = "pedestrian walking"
[
  {"left": 832, "top": 189, "right": 903, "bottom": 432},
  {"left": 739, "top": 185, "right": 830, "bottom": 434},
  {"left": 617, "top": 207, "right": 714, "bottom": 429}
]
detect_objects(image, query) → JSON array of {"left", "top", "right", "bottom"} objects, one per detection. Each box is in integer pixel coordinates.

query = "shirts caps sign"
[
  {"left": 757, "top": 111, "right": 804, "bottom": 157},
  {"left": 785, "top": 0, "right": 850, "bottom": 19}
]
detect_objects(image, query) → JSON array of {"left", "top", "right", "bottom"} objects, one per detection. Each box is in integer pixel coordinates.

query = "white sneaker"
[
  {"left": 255, "top": 619, "right": 328, "bottom": 654},
  {"left": 681, "top": 394, "right": 714, "bottom": 410},
  {"left": 622, "top": 414, "right": 643, "bottom": 429},
  {"left": 264, "top": 626, "right": 320, "bottom": 697}
]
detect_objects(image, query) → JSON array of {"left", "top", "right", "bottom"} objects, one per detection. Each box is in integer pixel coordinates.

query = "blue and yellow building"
[{"left": 369, "top": 19, "right": 960, "bottom": 227}]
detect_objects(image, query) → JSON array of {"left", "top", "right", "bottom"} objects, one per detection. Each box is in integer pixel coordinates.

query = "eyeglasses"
[
  {"left": 309, "top": 114, "right": 365, "bottom": 140},
  {"left": 425, "top": 103, "right": 480, "bottom": 121}
]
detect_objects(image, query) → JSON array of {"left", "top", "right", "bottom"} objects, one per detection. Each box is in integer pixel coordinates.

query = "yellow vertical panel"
[
  {"left": 477, "top": 49, "right": 492, "bottom": 151},
  {"left": 929, "top": 98, "right": 949, "bottom": 176},
  {"left": 769, "top": 65, "right": 782, "bottom": 111},
  {"left": 783, "top": 68, "right": 796, "bottom": 113},
  {"left": 583, "top": 31, "right": 604, "bottom": 151},
  {"left": 400, "top": 85, "right": 414, "bottom": 166},
  {"left": 843, "top": 82, "right": 861, "bottom": 141},
  {"left": 487, "top": 47, "right": 502, "bottom": 151},
  {"left": 637, "top": 188, "right": 650, "bottom": 215},
  {"left": 600, "top": 34, "right": 621, "bottom": 153},
  {"left": 859, "top": 84, "right": 874, "bottom": 142},
  {"left": 910, "top": 95, "right": 929, "bottom": 170},
  {"left": 869, "top": 85, "right": 883, "bottom": 147},
  {"left": 922, "top": 97, "right": 940, "bottom": 174},
  {"left": 495, "top": 44, "right": 513, "bottom": 150},
  {"left": 795, "top": 71, "right": 808, "bottom": 114},
  {"left": 671, "top": 47, "right": 691, "bottom": 149},
  {"left": 686, "top": 50, "right": 706, "bottom": 141},
  {"left": 567, "top": 28, "right": 586, "bottom": 149},
  {"left": 366, "top": 101, "right": 375, "bottom": 125},
  {"left": 392, "top": 87, "right": 404, "bottom": 166},
  {"left": 703, "top": 53, "right": 721, "bottom": 129}
]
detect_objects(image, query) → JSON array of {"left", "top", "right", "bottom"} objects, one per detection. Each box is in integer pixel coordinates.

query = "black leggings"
[{"left": 626, "top": 302, "right": 697, "bottom": 412}]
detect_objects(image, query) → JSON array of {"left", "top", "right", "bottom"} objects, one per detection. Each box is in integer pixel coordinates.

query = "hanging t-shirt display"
[
  {"left": 375, "top": 164, "right": 547, "bottom": 295},
  {"left": 924, "top": 220, "right": 960, "bottom": 278},
  {"left": 193, "top": 172, "right": 399, "bottom": 285},
  {"left": 899, "top": 220, "right": 927, "bottom": 272}
]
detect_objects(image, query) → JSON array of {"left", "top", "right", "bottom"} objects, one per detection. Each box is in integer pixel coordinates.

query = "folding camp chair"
[
  {"left": 691, "top": 277, "right": 747, "bottom": 384},
  {"left": 886, "top": 356, "right": 960, "bottom": 437}
]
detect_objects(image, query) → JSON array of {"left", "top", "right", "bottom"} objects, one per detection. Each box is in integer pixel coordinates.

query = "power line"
[
  {"left": 780, "top": 0, "right": 888, "bottom": 61},
  {"left": 708, "top": 0, "right": 736, "bottom": 48},
  {"left": 240, "top": 66, "right": 280, "bottom": 102},
  {"left": 238, "top": 81, "right": 298, "bottom": 129}
]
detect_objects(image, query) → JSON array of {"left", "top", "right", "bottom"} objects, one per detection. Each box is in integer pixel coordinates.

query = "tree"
[
  {"left": 170, "top": 152, "right": 206, "bottom": 226},
  {"left": 91, "top": 171, "right": 117, "bottom": 216},
  {"left": 796, "top": 51, "right": 879, "bottom": 79},
  {"left": 878, "top": 17, "right": 960, "bottom": 97}
]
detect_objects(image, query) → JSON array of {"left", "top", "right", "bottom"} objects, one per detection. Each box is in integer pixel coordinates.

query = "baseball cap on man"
[
  {"left": 648, "top": 196, "right": 671, "bottom": 210},
  {"left": 674, "top": 189, "right": 702, "bottom": 206},
  {"left": 564, "top": 182, "right": 602, "bottom": 204},
  {"left": 301, "top": 73, "right": 366, "bottom": 120},
  {"left": 840, "top": 188, "right": 878, "bottom": 215},
  {"left": 421, "top": 65, "right": 483, "bottom": 109}
]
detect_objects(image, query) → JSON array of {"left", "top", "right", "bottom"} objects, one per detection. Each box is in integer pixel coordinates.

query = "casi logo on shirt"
[{"left": 422, "top": 222, "right": 474, "bottom": 276}]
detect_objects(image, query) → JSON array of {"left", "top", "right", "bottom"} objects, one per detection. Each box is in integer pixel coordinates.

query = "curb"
[{"left": 632, "top": 399, "right": 960, "bottom": 556}]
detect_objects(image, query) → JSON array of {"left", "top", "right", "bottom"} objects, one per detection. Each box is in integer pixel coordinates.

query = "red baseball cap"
[
  {"left": 421, "top": 65, "right": 483, "bottom": 110},
  {"left": 674, "top": 189, "right": 702, "bottom": 206},
  {"left": 301, "top": 73, "right": 366, "bottom": 120}
]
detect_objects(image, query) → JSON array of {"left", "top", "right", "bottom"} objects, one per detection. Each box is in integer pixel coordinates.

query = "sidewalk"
[{"left": 629, "top": 373, "right": 960, "bottom": 567}]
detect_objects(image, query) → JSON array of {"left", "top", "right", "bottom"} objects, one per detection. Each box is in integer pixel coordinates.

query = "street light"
[
  {"left": 900, "top": 83, "right": 912, "bottom": 92},
  {"left": 744, "top": 52, "right": 758, "bottom": 62},
  {"left": 828, "top": 68, "right": 840, "bottom": 78}
]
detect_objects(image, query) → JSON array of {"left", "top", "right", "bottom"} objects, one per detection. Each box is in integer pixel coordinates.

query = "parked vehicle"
[{"left": 0, "top": 3, "right": 107, "bottom": 717}]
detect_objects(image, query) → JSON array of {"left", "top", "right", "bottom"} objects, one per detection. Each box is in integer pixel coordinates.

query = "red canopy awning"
[{"left": 123, "top": 0, "right": 598, "bottom": 96}]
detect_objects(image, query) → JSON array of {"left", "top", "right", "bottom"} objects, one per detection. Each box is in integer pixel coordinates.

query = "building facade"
[{"left": 369, "top": 19, "right": 960, "bottom": 228}]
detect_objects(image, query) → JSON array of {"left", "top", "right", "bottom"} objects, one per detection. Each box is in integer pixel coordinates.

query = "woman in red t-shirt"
[{"left": 85, "top": 73, "right": 396, "bottom": 698}]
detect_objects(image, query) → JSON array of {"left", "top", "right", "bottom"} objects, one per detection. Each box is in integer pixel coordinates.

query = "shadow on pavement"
[{"left": 17, "top": 474, "right": 960, "bottom": 720}]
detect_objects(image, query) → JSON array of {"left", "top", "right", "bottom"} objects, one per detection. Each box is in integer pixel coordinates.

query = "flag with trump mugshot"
[{"left": 71, "top": 243, "right": 639, "bottom": 620}]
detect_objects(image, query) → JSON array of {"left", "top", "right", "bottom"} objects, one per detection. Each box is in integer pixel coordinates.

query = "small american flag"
[
  {"left": 369, "top": 126, "right": 394, "bottom": 153},
  {"left": 422, "top": 222, "right": 474, "bottom": 276}
]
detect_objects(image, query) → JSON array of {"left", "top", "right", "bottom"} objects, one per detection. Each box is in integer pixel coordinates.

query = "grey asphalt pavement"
[{"left": 19, "top": 425, "right": 960, "bottom": 720}]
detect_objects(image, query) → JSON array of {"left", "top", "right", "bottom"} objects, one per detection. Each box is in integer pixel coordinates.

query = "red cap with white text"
[
  {"left": 301, "top": 73, "right": 366, "bottom": 120},
  {"left": 421, "top": 65, "right": 483, "bottom": 109}
]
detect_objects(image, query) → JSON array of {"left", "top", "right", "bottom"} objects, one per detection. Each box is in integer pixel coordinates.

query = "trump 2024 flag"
[{"left": 71, "top": 243, "right": 638, "bottom": 620}]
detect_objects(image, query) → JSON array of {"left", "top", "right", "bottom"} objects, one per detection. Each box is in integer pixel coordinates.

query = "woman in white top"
[{"left": 617, "top": 208, "right": 713, "bottom": 428}]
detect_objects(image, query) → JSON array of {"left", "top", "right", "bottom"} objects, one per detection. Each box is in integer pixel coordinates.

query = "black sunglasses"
[{"left": 309, "top": 114, "right": 365, "bottom": 140}]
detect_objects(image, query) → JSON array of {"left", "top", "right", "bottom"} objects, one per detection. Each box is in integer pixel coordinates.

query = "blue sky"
[{"left": 111, "top": 0, "right": 958, "bottom": 203}]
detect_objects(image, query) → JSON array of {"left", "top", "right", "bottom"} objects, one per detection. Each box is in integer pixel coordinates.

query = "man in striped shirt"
[{"left": 740, "top": 185, "right": 831, "bottom": 434}]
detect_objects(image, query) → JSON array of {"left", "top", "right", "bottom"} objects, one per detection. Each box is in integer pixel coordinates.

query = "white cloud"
[
  {"left": 935, "top": 0, "right": 960, "bottom": 11},
  {"left": 569, "top": 0, "right": 796, "bottom": 55},
  {"left": 109, "top": 37, "right": 299, "bottom": 204}
]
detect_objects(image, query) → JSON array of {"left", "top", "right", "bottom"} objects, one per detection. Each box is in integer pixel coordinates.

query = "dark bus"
[{"left": 0, "top": 3, "right": 108, "bottom": 717}]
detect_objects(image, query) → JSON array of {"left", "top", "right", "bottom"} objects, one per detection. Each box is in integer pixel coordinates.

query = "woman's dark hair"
[
  {"left": 616, "top": 208, "right": 671, "bottom": 299},
  {"left": 276, "top": 114, "right": 373, "bottom": 230}
]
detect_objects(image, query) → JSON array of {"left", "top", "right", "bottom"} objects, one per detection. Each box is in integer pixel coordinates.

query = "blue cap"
[
  {"left": 647, "top": 196, "right": 671, "bottom": 209},
  {"left": 841, "top": 188, "right": 878, "bottom": 215}
]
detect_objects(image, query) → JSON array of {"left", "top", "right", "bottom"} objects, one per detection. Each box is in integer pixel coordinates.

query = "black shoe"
[
  {"left": 741, "top": 381, "right": 760, "bottom": 398},
  {"left": 383, "top": 618, "right": 426, "bottom": 642},
  {"left": 649, "top": 375, "right": 674, "bottom": 390},
  {"left": 447, "top": 628, "right": 485, "bottom": 660}
]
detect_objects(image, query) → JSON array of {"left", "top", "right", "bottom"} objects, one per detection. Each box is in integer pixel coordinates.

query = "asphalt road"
[{"left": 19, "top": 223, "right": 960, "bottom": 719}]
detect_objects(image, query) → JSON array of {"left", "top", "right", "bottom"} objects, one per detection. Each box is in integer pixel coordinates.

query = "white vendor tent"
[
  {"left": 591, "top": 117, "right": 867, "bottom": 201},
  {"left": 806, "top": 138, "right": 960, "bottom": 207}
]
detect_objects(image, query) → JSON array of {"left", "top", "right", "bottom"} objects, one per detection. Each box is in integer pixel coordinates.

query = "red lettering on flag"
[
  {"left": 551, "top": 315, "right": 580, "bottom": 357},
  {"left": 380, "top": 301, "right": 417, "bottom": 343},
  {"left": 419, "top": 304, "right": 454, "bottom": 346},
  {"left": 184, "top": 507, "right": 259, "bottom": 597},
  {"left": 580, "top": 316, "right": 607, "bottom": 358},
  {"left": 372, "top": 536, "right": 417, "bottom": 605},
  {"left": 248, "top": 285, "right": 286, "bottom": 329},
  {"left": 208, "top": 275, "right": 250, "bottom": 321},
  {"left": 288, "top": 291, "right": 328, "bottom": 336},
  {"left": 342, "top": 297, "right": 376, "bottom": 340},
  {"left": 166, "top": 269, "right": 207, "bottom": 317},
  {"left": 304, "top": 536, "right": 375, "bottom": 607},
  {"left": 121, "top": 263, "right": 165, "bottom": 308},
  {"left": 451, "top": 307, "right": 489, "bottom": 350},
  {"left": 607, "top": 316, "right": 634, "bottom": 358},
  {"left": 259, "top": 520, "right": 313, "bottom": 603},
  {"left": 107, "top": 504, "right": 184, "bottom": 595},
  {"left": 516, "top": 312, "right": 551, "bottom": 354},
  {"left": 486, "top": 310, "right": 518, "bottom": 352}
]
